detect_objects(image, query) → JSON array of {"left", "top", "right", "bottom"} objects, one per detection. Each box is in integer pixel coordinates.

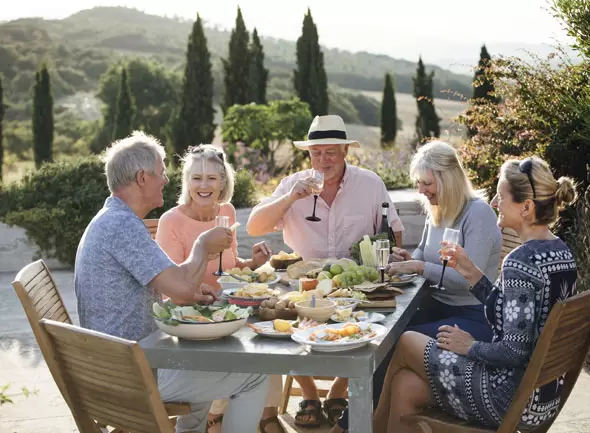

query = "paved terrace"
[{"left": 1, "top": 191, "right": 589, "bottom": 432}]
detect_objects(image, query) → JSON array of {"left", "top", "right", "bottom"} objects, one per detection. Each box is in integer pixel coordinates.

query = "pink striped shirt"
[{"left": 260, "top": 164, "right": 404, "bottom": 260}]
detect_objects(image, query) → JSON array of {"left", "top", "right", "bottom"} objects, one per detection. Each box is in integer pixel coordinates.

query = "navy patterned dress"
[{"left": 424, "top": 238, "right": 577, "bottom": 428}]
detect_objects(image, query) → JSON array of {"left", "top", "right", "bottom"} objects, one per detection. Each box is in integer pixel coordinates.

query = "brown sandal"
[
  {"left": 294, "top": 399, "right": 323, "bottom": 428},
  {"left": 205, "top": 414, "right": 223, "bottom": 433},
  {"left": 323, "top": 398, "right": 348, "bottom": 426},
  {"left": 259, "top": 415, "right": 287, "bottom": 433}
]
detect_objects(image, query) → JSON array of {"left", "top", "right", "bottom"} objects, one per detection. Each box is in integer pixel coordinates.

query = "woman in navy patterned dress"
[{"left": 372, "top": 157, "right": 578, "bottom": 433}]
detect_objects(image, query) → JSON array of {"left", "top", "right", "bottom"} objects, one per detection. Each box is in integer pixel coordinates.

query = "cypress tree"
[
  {"left": 413, "top": 57, "right": 440, "bottom": 142},
  {"left": 380, "top": 73, "right": 397, "bottom": 147},
  {"left": 248, "top": 28, "right": 268, "bottom": 104},
  {"left": 473, "top": 45, "right": 497, "bottom": 102},
  {"left": 222, "top": 7, "right": 250, "bottom": 113},
  {"left": 0, "top": 75, "right": 4, "bottom": 183},
  {"left": 32, "top": 65, "right": 53, "bottom": 168},
  {"left": 112, "top": 67, "right": 136, "bottom": 140},
  {"left": 171, "top": 13, "right": 215, "bottom": 166},
  {"left": 293, "top": 8, "right": 329, "bottom": 116}
]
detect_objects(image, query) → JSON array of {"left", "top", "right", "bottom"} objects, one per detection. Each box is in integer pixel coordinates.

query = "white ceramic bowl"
[
  {"left": 295, "top": 299, "right": 337, "bottom": 322},
  {"left": 155, "top": 317, "right": 247, "bottom": 340},
  {"left": 328, "top": 297, "right": 360, "bottom": 310}
]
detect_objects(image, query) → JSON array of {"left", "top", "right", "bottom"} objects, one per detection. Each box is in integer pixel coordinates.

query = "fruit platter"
[{"left": 152, "top": 301, "right": 251, "bottom": 340}]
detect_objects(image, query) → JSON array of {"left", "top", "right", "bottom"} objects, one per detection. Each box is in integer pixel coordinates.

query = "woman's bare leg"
[{"left": 382, "top": 331, "right": 435, "bottom": 433}]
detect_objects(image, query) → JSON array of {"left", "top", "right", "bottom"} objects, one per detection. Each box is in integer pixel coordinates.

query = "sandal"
[
  {"left": 259, "top": 415, "right": 287, "bottom": 433},
  {"left": 294, "top": 399, "right": 323, "bottom": 428},
  {"left": 323, "top": 398, "right": 348, "bottom": 427},
  {"left": 205, "top": 414, "right": 223, "bottom": 433}
]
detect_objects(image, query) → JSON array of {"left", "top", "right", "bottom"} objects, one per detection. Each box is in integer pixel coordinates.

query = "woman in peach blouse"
[
  {"left": 156, "top": 144, "right": 285, "bottom": 433},
  {"left": 156, "top": 145, "right": 271, "bottom": 290}
]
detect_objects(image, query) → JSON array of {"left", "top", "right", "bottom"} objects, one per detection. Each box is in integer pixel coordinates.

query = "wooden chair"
[
  {"left": 401, "top": 290, "right": 590, "bottom": 433},
  {"left": 11, "top": 260, "right": 190, "bottom": 432},
  {"left": 144, "top": 218, "right": 159, "bottom": 240},
  {"left": 499, "top": 227, "right": 522, "bottom": 273},
  {"left": 280, "top": 375, "right": 336, "bottom": 414},
  {"left": 39, "top": 319, "right": 196, "bottom": 433}
]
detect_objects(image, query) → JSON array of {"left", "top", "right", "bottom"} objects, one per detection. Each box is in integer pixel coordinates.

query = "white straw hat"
[{"left": 293, "top": 115, "right": 361, "bottom": 149}]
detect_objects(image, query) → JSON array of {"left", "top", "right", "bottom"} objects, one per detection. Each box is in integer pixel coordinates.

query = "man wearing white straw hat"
[{"left": 247, "top": 114, "right": 404, "bottom": 428}]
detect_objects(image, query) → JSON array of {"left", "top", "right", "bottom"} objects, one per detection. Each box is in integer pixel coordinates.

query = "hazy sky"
[{"left": 1, "top": 0, "right": 570, "bottom": 65}]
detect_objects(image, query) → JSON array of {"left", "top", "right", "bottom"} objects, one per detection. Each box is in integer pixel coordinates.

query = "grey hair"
[
  {"left": 178, "top": 145, "right": 235, "bottom": 205},
  {"left": 102, "top": 131, "right": 166, "bottom": 193}
]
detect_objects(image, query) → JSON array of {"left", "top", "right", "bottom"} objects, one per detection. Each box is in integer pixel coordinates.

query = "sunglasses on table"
[{"left": 519, "top": 158, "right": 536, "bottom": 199}]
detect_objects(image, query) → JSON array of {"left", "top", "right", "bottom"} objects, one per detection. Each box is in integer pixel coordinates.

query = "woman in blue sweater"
[{"left": 373, "top": 156, "right": 577, "bottom": 433}]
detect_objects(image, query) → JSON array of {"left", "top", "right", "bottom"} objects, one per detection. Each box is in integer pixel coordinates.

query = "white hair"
[{"left": 102, "top": 131, "right": 166, "bottom": 193}]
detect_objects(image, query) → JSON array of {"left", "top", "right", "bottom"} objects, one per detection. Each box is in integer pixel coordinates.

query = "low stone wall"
[{"left": 0, "top": 194, "right": 425, "bottom": 274}]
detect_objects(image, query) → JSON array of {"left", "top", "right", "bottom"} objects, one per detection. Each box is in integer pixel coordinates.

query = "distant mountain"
[{"left": 1, "top": 6, "right": 474, "bottom": 99}]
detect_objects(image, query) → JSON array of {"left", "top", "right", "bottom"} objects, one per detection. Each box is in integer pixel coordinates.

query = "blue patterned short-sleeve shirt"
[{"left": 75, "top": 196, "right": 174, "bottom": 341}]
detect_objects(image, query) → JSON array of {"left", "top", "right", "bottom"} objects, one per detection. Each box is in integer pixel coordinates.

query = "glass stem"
[
  {"left": 438, "top": 259, "right": 448, "bottom": 288},
  {"left": 312, "top": 194, "right": 318, "bottom": 217},
  {"left": 218, "top": 251, "right": 223, "bottom": 273},
  {"left": 380, "top": 268, "right": 385, "bottom": 284}
]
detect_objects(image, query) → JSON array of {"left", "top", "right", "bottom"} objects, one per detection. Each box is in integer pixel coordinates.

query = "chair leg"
[{"left": 280, "top": 375, "right": 294, "bottom": 414}]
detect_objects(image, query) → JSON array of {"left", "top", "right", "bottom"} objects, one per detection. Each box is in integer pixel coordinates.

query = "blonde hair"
[
  {"left": 102, "top": 131, "right": 166, "bottom": 193},
  {"left": 410, "top": 140, "right": 477, "bottom": 227},
  {"left": 178, "top": 145, "right": 235, "bottom": 205},
  {"left": 500, "top": 156, "right": 576, "bottom": 225}
]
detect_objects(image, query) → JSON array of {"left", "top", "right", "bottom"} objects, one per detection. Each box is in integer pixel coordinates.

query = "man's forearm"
[
  {"left": 394, "top": 231, "right": 402, "bottom": 248},
  {"left": 247, "top": 194, "right": 293, "bottom": 236},
  {"left": 183, "top": 241, "right": 208, "bottom": 289}
]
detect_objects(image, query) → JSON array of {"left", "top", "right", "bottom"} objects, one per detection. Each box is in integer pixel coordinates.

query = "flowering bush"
[{"left": 348, "top": 144, "right": 413, "bottom": 190}]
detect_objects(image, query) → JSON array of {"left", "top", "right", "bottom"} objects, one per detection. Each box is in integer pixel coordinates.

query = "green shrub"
[
  {"left": 232, "top": 169, "right": 258, "bottom": 208},
  {"left": 0, "top": 157, "right": 259, "bottom": 267},
  {"left": 0, "top": 157, "right": 109, "bottom": 268}
]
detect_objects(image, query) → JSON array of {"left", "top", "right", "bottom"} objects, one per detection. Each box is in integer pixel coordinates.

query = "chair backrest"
[
  {"left": 144, "top": 218, "right": 159, "bottom": 240},
  {"left": 498, "top": 290, "right": 590, "bottom": 433},
  {"left": 12, "top": 260, "right": 72, "bottom": 353},
  {"left": 40, "top": 319, "right": 174, "bottom": 433},
  {"left": 499, "top": 227, "right": 522, "bottom": 273}
]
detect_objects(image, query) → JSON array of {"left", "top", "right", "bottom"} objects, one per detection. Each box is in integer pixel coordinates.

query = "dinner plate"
[
  {"left": 222, "top": 288, "right": 279, "bottom": 307},
  {"left": 330, "top": 311, "right": 386, "bottom": 324},
  {"left": 388, "top": 273, "right": 417, "bottom": 286},
  {"left": 247, "top": 320, "right": 295, "bottom": 339},
  {"left": 291, "top": 322, "right": 387, "bottom": 352},
  {"left": 217, "top": 275, "right": 281, "bottom": 290}
]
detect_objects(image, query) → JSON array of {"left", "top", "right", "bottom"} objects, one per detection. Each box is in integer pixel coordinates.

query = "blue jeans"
[{"left": 337, "top": 297, "right": 492, "bottom": 430}]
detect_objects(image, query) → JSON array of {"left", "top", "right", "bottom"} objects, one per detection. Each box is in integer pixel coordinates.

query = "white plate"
[
  {"left": 388, "top": 274, "right": 417, "bottom": 286},
  {"left": 155, "top": 317, "right": 247, "bottom": 340},
  {"left": 248, "top": 320, "right": 295, "bottom": 339},
  {"left": 217, "top": 275, "right": 281, "bottom": 290},
  {"left": 291, "top": 322, "right": 387, "bottom": 352},
  {"left": 330, "top": 311, "right": 386, "bottom": 324}
]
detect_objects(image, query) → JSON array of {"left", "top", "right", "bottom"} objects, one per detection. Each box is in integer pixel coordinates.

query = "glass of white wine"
[
  {"left": 213, "top": 215, "right": 230, "bottom": 276},
  {"left": 375, "top": 239, "right": 390, "bottom": 283},
  {"left": 434, "top": 228, "right": 460, "bottom": 290},
  {"left": 305, "top": 170, "right": 324, "bottom": 222}
]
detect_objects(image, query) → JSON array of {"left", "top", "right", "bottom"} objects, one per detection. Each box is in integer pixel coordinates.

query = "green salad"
[{"left": 152, "top": 301, "right": 251, "bottom": 326}]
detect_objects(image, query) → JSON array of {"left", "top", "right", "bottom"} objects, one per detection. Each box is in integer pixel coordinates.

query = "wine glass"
[
  {"left": 375, "top": 239, "right": 390, "bottom": 283},
  {"left": 305, "top": 170, "right": 324, "bottom": 222},
  {"left": 433, "top": 228, "right": 461, "bottom": 290},
  {"left": 213, "top": 215, "right": 230, "bottom": 276}
]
